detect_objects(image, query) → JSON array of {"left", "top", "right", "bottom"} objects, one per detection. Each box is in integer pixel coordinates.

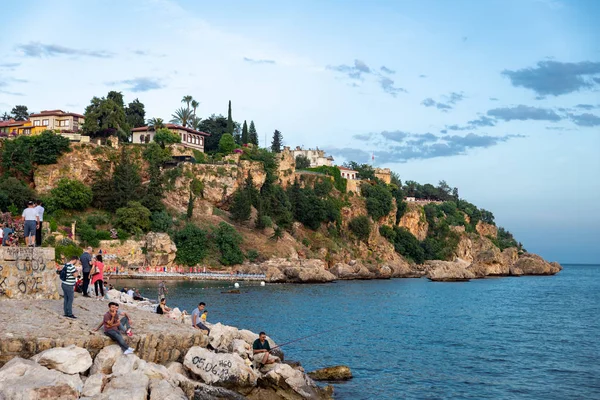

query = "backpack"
[{"left": 57, "top": 264, "right": 68, "bottom": 281}]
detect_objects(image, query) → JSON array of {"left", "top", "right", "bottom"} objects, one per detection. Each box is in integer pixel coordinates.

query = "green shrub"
[
  {"left": 314, "top": 178, "right": 334, "bottom": 197},
  {"left": 55, "top": 239, "right": 82, "bottom": 262},
  {"left": 348, "top": 215, "right": 372, "bottom": 242},
  {"left": 230, "top": 189, "right": 251, "bottom": 222},
  {"left": 307, "top": 166, "right": 347, "bottom": 193},
  {"left": 86, "top": 213, "right": 109, "bottom": 229},
  {"left": 193, "top": 150, "right": 206, "bottom": 163},
  {"left": 295, "top": 154, "right": 311, "bottom": 169},
  {"left": 116, "top": 201, "right": 151, "bottom": 234},
  {"left": 43, "top": 235, "right": 56, "bottom": 247},
  {"left": 301, "top": 238, "right": 311, "bottom": 247},
  {"left": 361, "top": 183, "right": 393, "bottom": 220},
  {"left": 271, "top": 226, "right": 284, "bottom": 241},
  {"left": 218, "top": 133, "right": 236, "bottom": 154},
  {"left": 214, "top": 222, "right": 244, "bottom": 265},
  {"left": 96, "top": 230, "right": 112, "bottom": 240},
  {"left": 174, "top": 223, "right": 208, "bottom": 266},
  {"left": 153, "top": 128, "right": 181, "bottom": 148},
  {"left": 77, "top": 222, "right": 100, "bottom": 247},
  {"left": 117, "top": 228, "right": 130, "bottom": 241},
  {"left": 255, "top": 215, "right": 273, "bottom": 230},
  {"left": 246, "top": 249, "right": 260, "bottom": 262},
  {"left": 0, "top": 177, "right": 37, "bottom": 211},
  {"left": 151, "top": 211, "right": 173, "bottom": 232},
  {"left": 49, "top": 178, "right": 93, "bottom": 211}
]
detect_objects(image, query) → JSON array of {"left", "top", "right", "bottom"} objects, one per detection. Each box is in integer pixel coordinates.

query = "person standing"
[
  {"left": 34, "top": 200, "right": 44, "bottom": 246},
  {"left": 92, "top": 254, "right": 105, "bottom": 299},
  {"left": 158, "top": 280, "right": 168, "bottom": 303},
  {"left": 22, "top": 201, "right": 39, "bottom": 247},
  {"left": 80, "top": 247, "right": 93, "bottom": 297},
  {"left": 59, "top": 256, "right": 79, "bottom": 319}
]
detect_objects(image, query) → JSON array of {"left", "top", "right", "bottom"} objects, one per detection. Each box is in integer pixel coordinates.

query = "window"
[
  {"left": 42, "top": 119, "right": 49, "bottom": 126},
  {"left": 34, "top": 120, "right": 41, "bottom": 126},
  {"left": 183, "top": 134, "right": 187, "bottom": 142},
  {"left": 58, "top": 120, "right": 70, "bottom": 127}
]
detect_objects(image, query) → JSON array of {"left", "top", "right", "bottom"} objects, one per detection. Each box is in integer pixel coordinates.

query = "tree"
[
  {"left": 82, "top": 95, "right": 130, "bottom": 141},
  {"left": 190, "top": 115, "right": 202, "bottom": 130},
  {"left": 230, "top": 189, "right": 251, "bottom": 222},
  {"left": 361, "top": 182, "right": 393, "bottom": 220},
  {"left": 214, "top": 222, "right": 245, "bottom": 265},
  {"left": 226, "top": 101, "right": 234, "bottom": 134},
  {"left": 271, "top": 130, "right": 283, "bottom": 153},
  {"left": 344, "top": 161, "right": 375, "bottom": 180},
  {"left": 49, "top": 178, "right": 93, "bottom": 211},
  {"left": 11, "top": 105, "right": 29, "bottom": 121},
  {"left": 0, "top": 177, "right": 36, "bottom": 211},
  {"left": 182, "top": 95, "right": 193, "bottom": 108},
  {"left": 110, "top": 147, "right": 143, "bottom": 211},
  {"left": 248, "top": 121, "right": 258, "bottom": 146},
  {"left": 142, "top": 142, "right": 171, "bottom": 212},
  {"left": 199, "top": 114, "right": 228, "bottom": 153},
  {"left": 1, "top": 112, "right": 11, "bottom": 121},
  {"left": 116, "top": 201, "right": 151, "bottom": 234},
  {"left": 150, "top": 211, "right": 173, "bottom": 232},
  {"left": 349, "top": 215, "right": 372, "bottom": 242},
  {"left": 32, "top": 131, "right": 71, "bottom": 165},
  {"left": 241, "top": 120, "right": 249, "bottom": 144},
  {"left": 125, "top": 98, "right": 146, "bottom": 128},
  {"left": 153, "top": 128, "right": 181, "bottom": 148},
  {"left": 171, "top": 107, "right": 193, "bottom": 127},
  {"left": 295, "top": 155, "right": 310, "bottom": 169},
  {"left": 218, "top": 133, "right": 236, "bottom": 154},
  {"left": 107, "top": 91, "right": 125, "bottom": 109},
  {"left": 174, "top": 224, "right": 208, "bottom": 266},
  {"left": 191, "top": 99, "right": 200, "bottom": 116},
  {"left": 147, "top": 117, "right": 165, "bottom": 131}
]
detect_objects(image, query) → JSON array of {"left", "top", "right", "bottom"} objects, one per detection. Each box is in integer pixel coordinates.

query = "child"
[{"left": 201, "top": 310, "right": 208, "bottom": 323}]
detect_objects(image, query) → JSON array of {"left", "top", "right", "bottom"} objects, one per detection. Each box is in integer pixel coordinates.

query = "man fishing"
[{"left": 252, "top": 331, "right": 280, "bottom": 369}]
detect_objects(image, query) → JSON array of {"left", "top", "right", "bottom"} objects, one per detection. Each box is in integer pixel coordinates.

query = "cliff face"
[{"left": 398, "top": 203, "right": 428, "bottom": 240}]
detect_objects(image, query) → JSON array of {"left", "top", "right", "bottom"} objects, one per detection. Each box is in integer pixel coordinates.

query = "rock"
[
  {"left": 230, "top": 339, "right": 252, "bottom": 360},
  {"left": 106, "top": 289, "right": 122, "bottom": 301},
  {"left": 120, "top": 292, "right": 135, "bottom": 303},
  {"left": 31, "top": 344, "right": 93, "bottom": 375},
  {"left": 166, "top": 361, "right": 186, "bottom": 376},
  {"left": 111, "top": 352, "right": 141, "bottom": 376},
  {"left": 378, "top": 265, "right": 393, "bottom": 279},
  {"left": 426, "top": 259, "right": 475, "bottom": 282},
  {"left": 82, "top": 373, "right": 106, "bottom": 397},
  {"left": 183, "top": 346, "right": 257, "bottom": 388},
  {"left": 192, "top": 383, "right": 247, "bottom": 400},
  {"left": 99, "top": 370, "right": 149, "bottom": 400},
  {"left": 145, "top": 232, "right": 177, "bottom": 267},
  {"left": 261, "top": 363, "right": 324, "bottom": 399},
  {"left": 476, "top": 221, "right": 498, "bottom": 238},
  {"left": 149, "top": 378, "right": 187, "bottom": 400},
  {"left": 0, "top": 357, "right": 83, "bottom": 399},
  {"left": 209, "top": 323, "right": 240, "bottom": 351},
  {"left": 510, "top": 254, "right": 562, "bottom": 276},
  {"left": 398, "top": 204, "right": 428, "bottom": 240},
  {"left": 265, "top": 266, "right": 286, "bottom": 283},
  {"left": 237, "top": 329, "right": 258, "bottom": 345},
  {"left": 90, "top": 345, "right": 123, "bottom": 375},
  {"left": 308, "top": 365, "right": 353, "bottom": 381}
]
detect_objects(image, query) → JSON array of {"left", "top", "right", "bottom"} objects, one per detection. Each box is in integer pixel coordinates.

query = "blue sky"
[{"left": 0, "top": 0, "right": 599, "bottom": 263}]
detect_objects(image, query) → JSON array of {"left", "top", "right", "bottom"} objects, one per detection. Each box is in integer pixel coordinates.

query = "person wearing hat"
[{"left": 22, "top": 201, "right": 40, "bottom": 247}]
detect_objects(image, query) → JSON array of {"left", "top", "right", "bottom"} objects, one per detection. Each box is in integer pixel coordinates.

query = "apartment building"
[
  {"left": 28, "top": 110, "right": 85, "bottom": 134},
  {"left": 131, "top": 124, "right": 210, "bottom": 152}
]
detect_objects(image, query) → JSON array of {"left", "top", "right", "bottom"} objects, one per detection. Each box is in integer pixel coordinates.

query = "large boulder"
[
  {"left": 308, "top": 365, "right": 353, "bottom": 381},
  {"left": 183, "top": 347, "right": 258, "bottom": 389},
  {"left": 149, "top": 378, "right": 187, "bottom": 400},
  {"left": 426, "top": 259, "right": 475, "bottom": 282},
  {"left": 510, "top": 254, "right": 562, "bottom": 276},
  {"left": 261, "top": 363, "right": 325, "bottom": 399},
  {"left": 209, "top": 323, "right": 240, "bottom": 351},
  {"left": 145, "top": 232, "right": 177, "bottom": 267},
  {"left": 99, "top": 370, "right": 149, "bottom": 400},
  {"left": 90, "top": 345, "right": 123, "bottom": 375},
  {"left": 230, "top": 339, "right": 252, "bottom": 360},
  {"left": 82, "top": 373, "right": 107, "bottom": 397},
  {"left": 30, "top": 344, "right": 93, "bottom": 375},
  {"left": 0, "top": 357, "right": 83, "bottom": 399}
]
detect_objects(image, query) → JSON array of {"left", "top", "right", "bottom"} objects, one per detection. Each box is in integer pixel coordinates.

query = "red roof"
[
  {"left": 0, "top": 119, "right": 17, "bottom": 127},
  {"left": 131, "top": 124, "right": 210, "bottom": 136},
  {"left": 29, "top": 110, "right": 85, "bottom": 119},
  {"left": 338, "top": 166, "right": 358, "bottom": 173}
]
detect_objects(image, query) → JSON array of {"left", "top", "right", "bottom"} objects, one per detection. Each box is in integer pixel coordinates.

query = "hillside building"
[
  {"left": 290, "top": 146, "right": 334, "bottom": 168},
  {"left": 131, "top": 124, "right": 210, "bottom": 152}
]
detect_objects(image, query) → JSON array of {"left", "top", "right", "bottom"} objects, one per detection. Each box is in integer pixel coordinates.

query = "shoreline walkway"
[{"left": 110, "top": 271, "right": 267, "bottom": 281}]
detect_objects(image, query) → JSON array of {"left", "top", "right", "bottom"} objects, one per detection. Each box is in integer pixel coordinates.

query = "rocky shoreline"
[{"left": 0, "top": 291, "right": 332, "bottom": 399}]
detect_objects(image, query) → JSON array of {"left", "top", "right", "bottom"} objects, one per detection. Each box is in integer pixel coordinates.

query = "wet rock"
[
  {"left": 260, "top": 363, "right": 325, "bottom": 399},
  {"left": 308, "top": 365, "right": 353, "bottom": 381},
  {"left": 149, "top": 378, "right": 187, "bottom": 400},
  {"left": 30, "top": 344, "right": 92, "bottom": 375}
]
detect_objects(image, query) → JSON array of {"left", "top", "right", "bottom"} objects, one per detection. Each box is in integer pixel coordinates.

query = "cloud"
[
  {"left": 446, "top": 124, "right": 470, "bottom": 131},
  {"left": 380, "top": 66, "right": 395, "bottom": 74},
  {"left": 0, "top": 77, "right": 27, "bottom": 96},
  {"left": 0, "top": 63, "right": 20, "bottom": 69},
  {"left": 109, "top": 77, "right": 164, "bottom": 92},
  {"left": 574, "top": 104, "right": 597, "bottom": 110},
  {"left": 569, "top": 113, "right": 600, "bottom": 127},
  {"left": 420, "top": 91, "right": 465, "bottom": 112},
  {"left": 487, "top": 105, "right": 562, "bottom": 121},
  {"left": 501, "top": 60, "right": 600, "bottom": 96},
  {"left": 243, "top": 57, "right": 276, "bottom": 65},
  {"left": 328, "top": 131, "right": 523, "bottom": 163},
  {"left": 546, "top": 126, "right": 573, "bottom": 131},
  {"left": 16, "top": 42, "right": 113, "bottom": 58},
  {"left": 468, "top": 115, "right": 496, "bottom": 127},
  {"left": 489, "top": 97, "right": 499, "bottom": 101},
  {"left": 327, "top": 59, "right": 372, "bottom": 80},
  {"left": 419, "top": 74, "right": 427, "bottom": 78},
  {"left": 379, "top": 77, "right": 407, "bottom": 97}
]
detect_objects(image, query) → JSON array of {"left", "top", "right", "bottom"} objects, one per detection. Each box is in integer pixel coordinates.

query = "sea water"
[{"left": 116, "top": 264, "right": 600, "bottom": 399}]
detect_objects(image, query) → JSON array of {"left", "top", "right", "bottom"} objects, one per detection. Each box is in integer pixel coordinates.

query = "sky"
[{"left": 0, "top": 0, "right": 599, "bottom": 263}]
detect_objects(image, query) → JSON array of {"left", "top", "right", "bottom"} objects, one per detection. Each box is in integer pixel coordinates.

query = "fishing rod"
[{"left": 269, "top": 324, "right": 351, "bottom": 352}]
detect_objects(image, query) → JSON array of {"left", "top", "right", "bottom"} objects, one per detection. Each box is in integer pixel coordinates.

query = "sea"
[{"left": 115, "top": 264, "right": 600, "bottom": 399}]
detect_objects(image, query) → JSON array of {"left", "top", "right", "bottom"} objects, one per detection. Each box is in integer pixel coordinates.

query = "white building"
[
  {"left": 291, "top": 146, "right": 334, "bottom": 168},
  {"left": 338, "top": 166, "right": 358, "bottom": 180}
]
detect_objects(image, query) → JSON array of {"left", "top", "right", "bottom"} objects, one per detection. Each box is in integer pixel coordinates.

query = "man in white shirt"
[
  {"left": 34, "top": 200, "right": 44, "bottom": 246},
  {"left": 127, "top": 288, "right": 135, "bottom": 298},
  {"left": 22, "top": 201, "right": 39, "bottom": 247}
]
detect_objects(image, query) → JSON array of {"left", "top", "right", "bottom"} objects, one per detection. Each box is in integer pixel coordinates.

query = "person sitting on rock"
[
  {"left": 133, "top": 288, "right": 144, "bottom": 301},
  {"left": 191, "top": 302, "right": 210, "bottom": 334},
  {"left": 252, "top": 332, "right": 280, "bottom": 368},
  {"left": 156, "top": 298, "right": 171, "bottom": 315},
  {"left": 120, "top": 286, "right": 128, "bottom": 293},
  {"left": 92, "top": 302, "right": 135, "bottom": 355}
]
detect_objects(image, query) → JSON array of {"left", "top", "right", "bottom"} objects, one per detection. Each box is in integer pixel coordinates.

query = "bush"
[
  {"left": 153, "top": 128, "right": 181, "bottom": 148},
  {"left": 295, "top": 155, "right": 310, "bottom": 169},
  {"left": 55, "top": 239, "right": 83, "bottom": 263},
  {"left": 174, "top": 223, "right": 208, "bottom": 266},
  {"left": 77, "top": 221, "right": 101, "bottom": 247},
  {"left": 255, "top": 215, "right": 273, "bottom": 230},
  {"left": 49, "top": 218, "right": 58, "bottom": 232},
  {"left": 116, "top": 201, "right": 151, "bottom": 234},
  {"left": 218, "top": 133, "right": 236, "bottom": 154},
  {"left": 96, "top": 230, "right": 112, "bottom": 240},
  {"left": 117, "top": 229, "right": 130, "bottom": 241},
  {"left": 361, "top": 183, "right": 393, "bottom": 220},
  {"left": 230, "top": 189, "right": 251, "bottom": 222},
  {"left": 49, "top": 178, "right": 93, "bottom": 211},
  {"left": 0, "top": 177, "right": 36, "bottom": 211},
  {"left": 246, "top": 249, "right": 260, "bottom": 262},
  {"left": 85, "top": 213, "right": 109, "bottom": 229},
  {"left": 314, "top": 178, "right": 333, "bottom": 197},
  {"left": 151, "top": 211, "right": 173, "bottom": 232},
  {"left": 308, "top": 166, "right": 347, "bottom": 193},
  {"left": 192, "top": 150, "right": 206, "bottom": 163},
  {"left": 348, "top": 215, "right": 372, "bottom": 242},
  {"left": 214, "top": 222, "right": 244, "bottom": 265}
]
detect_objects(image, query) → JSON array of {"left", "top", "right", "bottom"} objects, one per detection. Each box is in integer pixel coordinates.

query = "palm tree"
[
  {"left": 191, "top": 100, "right": 200, "bottom": 116},
  {"left": 182, "top": 95, "right": 193, "bottom": 109},
  {"left": 1, "top": 112, "right": 10, "bottom": 121},
  {"left": 171, "top": 107, "right": 193, "bottom": 128},
  {"left": 147, "top": 117, "right": 165, "bottom": 131},
  {"left": 190, "top": 115, "right": 202, "bottom": 131}
]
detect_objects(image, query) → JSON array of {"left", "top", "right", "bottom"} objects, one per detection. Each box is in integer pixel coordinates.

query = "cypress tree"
[
  {"left": 226, "top": 100, "right": 234, "bottom": 134},
  {"left": 248, "top": 121, "right": 258, "bottom": 146},
  {"left": 271, "top": 129, "right": 283, "bottom": 153},
  {"left": 111, "top": 148, "right": 143, "bottom": 211},
  {"left": 241, "top": 120, "right": 249, "bottom": 144}
]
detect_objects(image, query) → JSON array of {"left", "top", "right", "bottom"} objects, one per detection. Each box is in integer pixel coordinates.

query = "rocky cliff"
[{"left": 398, "top": 203, "right": 428, "bottom": 240}]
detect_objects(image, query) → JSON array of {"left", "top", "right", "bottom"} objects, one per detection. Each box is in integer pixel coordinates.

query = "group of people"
[{"left": 1, "top": 200, "right": 44, "bottom": 247}]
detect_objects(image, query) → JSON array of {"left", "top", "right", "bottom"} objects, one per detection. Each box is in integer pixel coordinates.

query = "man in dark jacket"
[{"left": 80, "top": 247, "right": 93, "bottom": 297}]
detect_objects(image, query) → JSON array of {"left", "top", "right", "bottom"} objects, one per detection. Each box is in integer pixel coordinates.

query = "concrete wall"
[{"left": 0, "top": 247, "right": 58, "bottom": 300}]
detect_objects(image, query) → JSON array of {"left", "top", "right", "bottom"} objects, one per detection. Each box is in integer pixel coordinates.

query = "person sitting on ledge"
[
  {"left": 92, "top": 302, "right": 135, "bottom": 355},
  {"left": 191, "top": 302, "right": 210, "bottom": 334},
  {"left": 133, "top": 288, "right": 144, "bottom": 301},
  {"left": 156, "top": 298, "right": 171, "bottom": 315},
  {"left": 120, "top": 286, "right": 128, "bottom": 294},
  {"left": 252, "top": 331, "right": 280, "bottom": 369}
]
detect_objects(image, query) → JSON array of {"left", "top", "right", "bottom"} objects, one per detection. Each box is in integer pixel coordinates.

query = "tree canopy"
[
  {"left": 125, "top": 98, "right": 146, "bottom": 128},
  {"left": 82, "top": 94, "right": 130, "bottom": 141},
  {"left": 271, "top": 130, "right": 283, "bottom": 153},
  {"left": 10, "top": 105, "right": 29, "bottom": 121}
]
